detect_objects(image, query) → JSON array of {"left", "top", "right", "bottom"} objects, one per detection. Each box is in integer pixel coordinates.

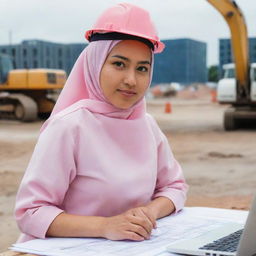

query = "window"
[
  {"left": 66, "top": 49, "right": 70, "bottom": 58},
  {"left": 33, "top": 48, "right": 37, "bottom": 57},
  {"left": 0, "top": 54, "right": 13, "bottom": 78},
  {"left": 23, "top": 48, "right": 27, "bottom": 57},
  {"left": 224, "top": 68, "right": 235, "bottom": 78},
  {"left": 58, "top": 48, "right": 62, "bottom": 57},
  {"left": 47, "top": 72, "right": 56, "bottom": 83},
  {"left": 33, "top": 60, "right": 38, "bottom": 68}
]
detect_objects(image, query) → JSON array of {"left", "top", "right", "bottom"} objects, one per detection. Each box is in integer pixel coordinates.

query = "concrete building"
[
  {"left": 0, "top": 38, "right": 207, "bottom": 85},
  {"left": 219, "top": 37, "right": 256, "bottom": 76},
  {"left": 153, "top": 38, "right": 207, "bottom": 85},
  {"left": 0, "top": 40, "right": 86, "bottom": 74}
]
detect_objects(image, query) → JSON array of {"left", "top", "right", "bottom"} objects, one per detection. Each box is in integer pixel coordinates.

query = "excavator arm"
[{"left": 206, "top": 0, "right": 250, "bottom": 101}]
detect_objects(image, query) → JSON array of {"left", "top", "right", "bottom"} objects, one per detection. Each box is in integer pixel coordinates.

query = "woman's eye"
[
  {"left": 113, "top": 61, "right": 125, "bottom": 68},
  {"left": 137, "top": 66, "right": 149, "bottom": 72}
]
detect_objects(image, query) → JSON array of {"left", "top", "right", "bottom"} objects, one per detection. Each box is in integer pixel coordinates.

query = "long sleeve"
[
  {"left": 148, "top": 116, "right": 188, "bottom": 213},
  {"left": 15, "top": 118, "right": 77, "bottom": 239}
]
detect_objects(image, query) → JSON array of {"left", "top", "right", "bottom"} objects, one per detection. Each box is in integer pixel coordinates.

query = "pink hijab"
[{"left": 41, "top": 40, "right": 153, "bottom": 132}]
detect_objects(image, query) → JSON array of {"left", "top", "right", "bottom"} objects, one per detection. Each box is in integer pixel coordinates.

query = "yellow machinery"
[
  {"left": 207, "top": 0, "right": 256, "bottom": 130},
  {"left": 0, "top": 53, "right": 66, "bottom": 121}
]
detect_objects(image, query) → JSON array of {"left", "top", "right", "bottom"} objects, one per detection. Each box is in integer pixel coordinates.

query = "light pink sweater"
[{"left": 15, "top": 101, "right": 188, "bottom": 242}]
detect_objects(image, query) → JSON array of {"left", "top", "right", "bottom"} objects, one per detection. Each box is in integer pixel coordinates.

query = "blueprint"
[{"left": 10, "top": 207, "right": 248, "bottom": 256}]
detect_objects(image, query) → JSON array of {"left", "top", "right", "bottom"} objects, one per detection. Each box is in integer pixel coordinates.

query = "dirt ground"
[{"left": 0, "top": 93, "right": 255, "bottom": 252}]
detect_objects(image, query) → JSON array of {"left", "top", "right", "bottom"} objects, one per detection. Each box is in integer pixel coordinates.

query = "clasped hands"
[{"left": 102, "top": 206, "right": 157, "bottom": 241}]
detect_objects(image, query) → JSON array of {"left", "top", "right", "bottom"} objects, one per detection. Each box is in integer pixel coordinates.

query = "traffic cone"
[
  {"left": 165, "top": 102, "right": 172, "bottom": 113},
  {"left": 211, "top": 90, "right": 217, "bottom": 102}
]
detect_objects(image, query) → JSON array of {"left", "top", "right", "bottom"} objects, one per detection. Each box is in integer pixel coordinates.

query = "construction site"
[
  {"left": 0, "top": 86, "right": 255, "bottom": 252},
  {"left": 0, "top": 0, "right": 256, "bottom": 254}
]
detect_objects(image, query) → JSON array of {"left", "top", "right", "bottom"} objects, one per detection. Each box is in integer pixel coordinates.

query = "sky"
[{"left": 0, "top": 0, "right": 256, "bottom": 66}]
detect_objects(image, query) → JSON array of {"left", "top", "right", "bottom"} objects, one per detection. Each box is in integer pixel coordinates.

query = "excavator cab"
[
  {"left": 0, "top": 54, "right": 13, "bottom": 84},
  {"left": 218, "top": 63, "right": 236, "bottom": 104},
  {"left": 223, "top": 64, "right": 235, "bottom": 79}
]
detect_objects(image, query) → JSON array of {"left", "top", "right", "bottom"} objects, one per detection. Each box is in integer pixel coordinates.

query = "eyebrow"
[{"left": 111, "top": 55, "right": 151, "bottom": 65}]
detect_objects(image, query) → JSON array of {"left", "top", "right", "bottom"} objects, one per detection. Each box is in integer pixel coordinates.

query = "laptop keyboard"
[{"left": 199, "top": 229, "right": 243, "bottom": 252}]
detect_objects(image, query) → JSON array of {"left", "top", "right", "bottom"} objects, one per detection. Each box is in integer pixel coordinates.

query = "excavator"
[
  {"left": 207, "top": 0, "right": 256, "bottom": 130},
  {"left": 0, "top": 53, "right": 66, "bottom": 121}
]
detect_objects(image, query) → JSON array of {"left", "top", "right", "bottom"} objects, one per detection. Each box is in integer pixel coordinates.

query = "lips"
[{"left": 117, "top": 89, "right": 137, "bottom": 96}]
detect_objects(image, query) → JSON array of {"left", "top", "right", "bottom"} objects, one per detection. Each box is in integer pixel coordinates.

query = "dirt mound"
[{"left": 177, "top": 84, "right": 213, "bottom": 100}]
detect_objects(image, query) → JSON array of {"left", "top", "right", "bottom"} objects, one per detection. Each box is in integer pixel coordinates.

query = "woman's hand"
[
  {"left": 46, "top": 198, "right": 173, "bottom": 240},
  {"left": 126, "top": 206, "right": 157, "bottom": 229},
  {"left": 101, "top": 206, "right": 157, "bottom": 241}
]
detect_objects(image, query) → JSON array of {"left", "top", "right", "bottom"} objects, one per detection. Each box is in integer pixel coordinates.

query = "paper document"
[{"left": 10, "top": 207, "right": 248, "bottom": 256}]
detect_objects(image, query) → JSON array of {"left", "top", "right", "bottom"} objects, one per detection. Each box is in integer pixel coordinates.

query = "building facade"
[
  {"left": 219, "top": 37, "right": 256, "bottom": 75},
  {"left": 153, "top": 38, "right": 207, "bottom": 85},
  {"left": 0, "top": 40, "right": 86, "bottom": 74},
  {"left": 0, "top": 38, "right": 207, "bottom": 84}
]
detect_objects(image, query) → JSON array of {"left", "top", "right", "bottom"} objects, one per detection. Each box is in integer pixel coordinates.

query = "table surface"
[{"left": 0, "top": 252, "right": 35, "bottom": 256}]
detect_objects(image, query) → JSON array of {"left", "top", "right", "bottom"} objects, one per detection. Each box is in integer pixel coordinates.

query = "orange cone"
[
  {"left": 211, "top": 90, "right": 217, "bottom": 102},
  {"left": 165, "top": 102, "right": 172, "bottom": 113}
]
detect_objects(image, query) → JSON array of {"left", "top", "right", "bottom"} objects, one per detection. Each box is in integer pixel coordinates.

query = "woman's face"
[{"left": 100, "top": 40, "right": 152, "bottom": 109}]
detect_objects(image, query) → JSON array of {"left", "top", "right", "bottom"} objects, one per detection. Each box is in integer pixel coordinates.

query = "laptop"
[{"left": 166, "top": 195, "right": 256, "bottom": 256}]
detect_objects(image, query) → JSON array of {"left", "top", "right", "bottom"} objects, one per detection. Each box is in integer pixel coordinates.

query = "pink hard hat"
[{"left": 85, "top": 3, "right": 165, "bottom": 53}]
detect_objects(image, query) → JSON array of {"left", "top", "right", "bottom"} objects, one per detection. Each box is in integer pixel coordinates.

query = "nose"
[{"left": 123, "top": 69, "right": 136, "bottom": 88}]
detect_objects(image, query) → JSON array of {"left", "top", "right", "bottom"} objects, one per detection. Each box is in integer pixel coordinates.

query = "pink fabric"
[
  {"left": 50, "top": 41, "right": 119, "bottom": 114},
  {"left": 15, "top": 106, "right": 188, "bottom": 242},
  {"left": 41, "top": 40, "right": 152, "bottom": 133},
  {"left": 15, "top": 39, "right": 188, "bottom": 242}
]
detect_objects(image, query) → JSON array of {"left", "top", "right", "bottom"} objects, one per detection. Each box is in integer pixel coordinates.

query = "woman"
[{"left": 15, "top": 3, "right": 188, "bottom": 242}]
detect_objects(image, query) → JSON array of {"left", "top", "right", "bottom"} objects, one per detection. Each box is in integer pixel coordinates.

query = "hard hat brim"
[{"left": 85, "top": 29, "right": 165, "bottom": 53}]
